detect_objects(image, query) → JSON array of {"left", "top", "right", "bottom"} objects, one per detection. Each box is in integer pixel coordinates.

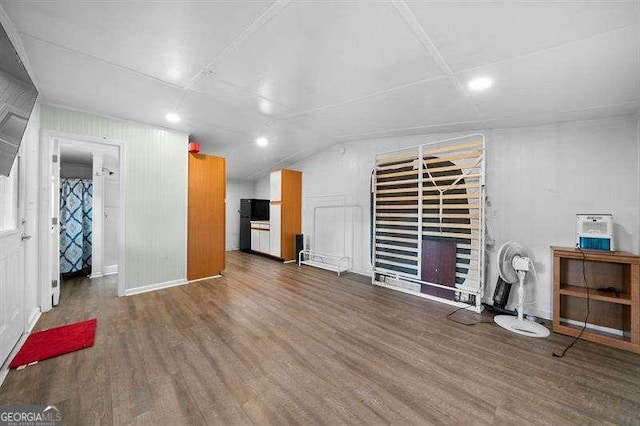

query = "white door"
[
  {"left": 251, "top": 229, "right": 259, "bottom": 252},
  {"left": 0, "top": 155, "right": 25, "bottom": 365},
  {"left": 269, "top": 204, "right": 281, "bottom": 257},
  {"left": 259, "top": 230, "right": 270, "bottom": 254},
  {"left": 50, "top": 139, "right": 60, "bottom": 306}
]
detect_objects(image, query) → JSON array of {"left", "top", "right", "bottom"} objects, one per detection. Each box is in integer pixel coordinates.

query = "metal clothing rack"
[
  {"left": 299, "top": 250, "right": 352, "bottom": 276},
  {"left": 298, "top": 195, "right": 357, "bottom": 276}
]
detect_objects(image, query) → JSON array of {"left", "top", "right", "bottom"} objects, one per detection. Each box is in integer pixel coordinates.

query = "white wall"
[
  {"left": 256, "top": 115, "right": 640, "bottom": 319},
  {"left": 41, "top": 105, "right": 188, "bottom": 292},
  {"left": 60, "top": 161, "right": 92, "bottom": 179},
  {"left": 254, "top": 175, "right": 270, "bottom": 200},
  {"left": 485, "top": 116, "right": 638, "bottom": 319},
  {"left": 225, "top": 178, "right": 255, "bottom": 251}
]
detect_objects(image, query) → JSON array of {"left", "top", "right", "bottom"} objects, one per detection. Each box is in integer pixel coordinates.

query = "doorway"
[
  {"left": 58, "top": 145, "right": 94, "bottom": 280},
  {"left": 42, "top": 133, "right": 125, "bottom": 309}
]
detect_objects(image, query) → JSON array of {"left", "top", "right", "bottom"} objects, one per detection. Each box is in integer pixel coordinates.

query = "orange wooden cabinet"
[
  {"left": 269, "top": 169, "right": 302, "bottom": 261},
  {"left": 187, "top": 154, "right": 226, "bottom": 280},
  {"left": 552, "top": 246, "right": 640, "bottom": 354}
]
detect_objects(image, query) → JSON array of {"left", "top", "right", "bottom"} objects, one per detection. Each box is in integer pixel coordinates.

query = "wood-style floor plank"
[{"left": 1, "top": 251, "right": 640, "bottom": 425}]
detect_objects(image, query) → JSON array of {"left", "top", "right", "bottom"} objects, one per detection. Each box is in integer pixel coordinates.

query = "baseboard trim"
[
  {"left": 103, "top": 265, "right": 118, "bottom": 276},
  {"left": 352, "top": 268, "right": 373, "bottom": 277},
  {"left": 124, "top": 278, "right": 188, "bottom": 296},
  {"left": 89, "top": 272, "right": 104, "bottom": 279},
  {"left": 27, "top": 308, "right": 41, "bottom": 333},
  {"left": 187, "top": 275, "right": 222, "bottom": 284}
]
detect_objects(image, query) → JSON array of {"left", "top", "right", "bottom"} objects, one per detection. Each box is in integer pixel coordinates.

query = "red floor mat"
[{"left": 9, "top": 318, "right": 97, "bottom": 368}]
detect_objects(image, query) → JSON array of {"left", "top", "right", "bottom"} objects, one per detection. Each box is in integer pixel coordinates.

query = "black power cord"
[
  {"left": 553, "top": 248, "right": 590, "bottom": 358},
  {"left": 446, "top": 305, "right": 494, "bottom": 326}
]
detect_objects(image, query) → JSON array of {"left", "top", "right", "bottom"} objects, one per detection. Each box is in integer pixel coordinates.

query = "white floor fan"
[{"left": 494, "top": 242, "right": 550, "bottom": 338}]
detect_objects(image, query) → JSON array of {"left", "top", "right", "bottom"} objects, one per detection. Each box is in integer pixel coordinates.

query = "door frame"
[
  {"left": 0, "top": 150, "right": 26, "bottom": 379},
  {"left": 15, "top": 149, "right": 26, "bottom": 328},
  {"left": 39, "top": 130, "right": 126, "bottom": 311}
]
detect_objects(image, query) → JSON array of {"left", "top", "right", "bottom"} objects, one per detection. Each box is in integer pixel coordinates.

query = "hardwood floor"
[{"left": 2, "top": 251, "right": 640, "bottom": 425}]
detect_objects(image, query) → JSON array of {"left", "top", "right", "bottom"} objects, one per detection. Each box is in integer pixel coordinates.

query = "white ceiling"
[{"left": 2, "top": 1, "right": 639, "bottom": 179}]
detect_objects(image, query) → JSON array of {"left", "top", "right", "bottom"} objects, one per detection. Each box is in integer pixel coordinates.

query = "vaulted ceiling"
[{"left": 2, "top": 1, "right": 639, "bottom": 178}]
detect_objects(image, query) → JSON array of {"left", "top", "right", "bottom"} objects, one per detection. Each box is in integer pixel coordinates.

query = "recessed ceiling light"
[
  {"left": 167, "top": 68, "right": 181, "bottom": 80},
  {"left": 165, "top": 112, "right": 180, "bottom": 123},
  {"left": 468, "top": 77, "right": 493, "bottom": 91},
  {"left": 256, "top": 137, "right": 269, "bottom": 147}
]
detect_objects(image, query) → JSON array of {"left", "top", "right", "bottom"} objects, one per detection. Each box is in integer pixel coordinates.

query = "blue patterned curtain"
[{"left": 60, "top": 178, "right": 93, "bottom": 274}]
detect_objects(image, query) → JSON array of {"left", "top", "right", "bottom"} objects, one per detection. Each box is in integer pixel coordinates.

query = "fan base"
[{"left": 494, "top": 315, "right": 550, "bottom": 338}]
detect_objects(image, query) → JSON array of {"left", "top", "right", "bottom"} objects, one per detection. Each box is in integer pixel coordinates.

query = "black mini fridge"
[{"left": 239, "top": 199, "right": 270, "bottom": 252}]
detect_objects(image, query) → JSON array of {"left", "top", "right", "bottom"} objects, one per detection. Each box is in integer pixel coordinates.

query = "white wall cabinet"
[
  {"left": 270, "top": 170, "right": 282, "bottom": 202},
  {"left": 251, "top": 221, "right": 270, "bottom": 254}
]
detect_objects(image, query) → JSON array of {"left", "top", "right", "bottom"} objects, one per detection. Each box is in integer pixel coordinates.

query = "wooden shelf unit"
[{"left": 552, "top": 246, "right": 640, "bottom": 354}]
